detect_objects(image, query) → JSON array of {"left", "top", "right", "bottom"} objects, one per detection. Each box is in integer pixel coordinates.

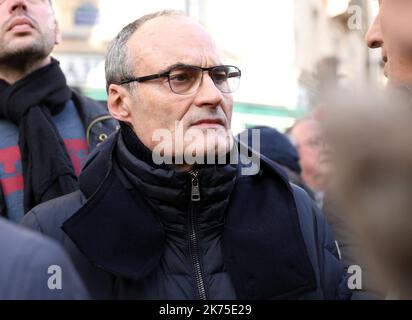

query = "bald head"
[
  {"left": 105, "top": 11, "right": 220, "bottom": 91},
  {"left": 129, "top": 15, "right": 220, "bottom": 78},
  {"left": 290, "top": 118, "right": 330, "bottom": 191},
  {"left": 133, "top": 14, "right": 214, "bottom": 48},
  {"left": 290, "top": 118, "right": 322, "bottom": 144}
]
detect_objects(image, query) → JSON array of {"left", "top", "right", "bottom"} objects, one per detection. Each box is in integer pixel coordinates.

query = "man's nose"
[
  {"left": 193, "top": 73, "right": 224, "bottom": 108},
  {"left": 365, "top": 15, "right": 383, "bottom": 49},
  {"left": 8, "top": 0, "right": 28, "bottom": 13}
]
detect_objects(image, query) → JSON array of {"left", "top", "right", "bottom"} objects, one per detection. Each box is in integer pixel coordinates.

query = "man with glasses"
[
  {"left": 22, "top": 10, "right": 352, "bottom": 300},
  {"left": 288, "top": 117, "right": 330, "bottom": 209}
]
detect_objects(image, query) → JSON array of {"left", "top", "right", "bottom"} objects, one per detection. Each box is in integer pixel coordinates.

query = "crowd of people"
[{"left": 0, "top": 0, "right": 411, "bottom": 300}]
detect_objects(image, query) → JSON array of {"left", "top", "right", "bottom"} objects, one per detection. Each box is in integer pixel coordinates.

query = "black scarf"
[{"left": 0, "top": 58, "right": 77, "bottom": 215}]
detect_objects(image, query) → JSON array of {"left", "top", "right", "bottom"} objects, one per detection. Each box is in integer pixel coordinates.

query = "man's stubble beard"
[{"left": 0, "top": 32, "right": 54, "bottom": 73}]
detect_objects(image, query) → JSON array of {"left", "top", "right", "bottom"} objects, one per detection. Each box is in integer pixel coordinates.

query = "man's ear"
[{"left": 108, "top": 84, "right": 133, "bottom": 123}]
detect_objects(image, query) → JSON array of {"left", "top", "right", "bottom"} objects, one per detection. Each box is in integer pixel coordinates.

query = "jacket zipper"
[{"left": 189, "top": 170, "right": 207, "bottom": 300}]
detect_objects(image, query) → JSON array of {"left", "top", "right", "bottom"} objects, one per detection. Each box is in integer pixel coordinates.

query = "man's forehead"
[
  {"left": 128, "top": 16, "right": 221, "bottom": 71},
  {"left": 133, "top": 16, "right": 214, "bottom": 48}
]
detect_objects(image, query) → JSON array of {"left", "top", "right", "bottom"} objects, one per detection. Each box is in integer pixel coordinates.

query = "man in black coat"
[{"left": 21, "top": 10, "right": 353, "bottom": 300}]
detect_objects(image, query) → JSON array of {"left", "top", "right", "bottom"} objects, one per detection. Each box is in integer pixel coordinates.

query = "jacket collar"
[
  {"left": 223, "top": 158, "right": 317, "bottom": 299},
  {"left": 71, "top": 91, "right": 109, "bottom": 128},
  {"left": 65, "top": 129, "right": 237, "bottom": 277},
  {"left": 76, "top": 129, "right": 291, "bottom": 204},
  {"left": 70, "top": 91, "right": 118, "bottom": 149},
  {"left": 115, "top": 126, "right": 237, "bottom": 234},
  {"left": 63, "top": 130, "right": 316, "bottom": 299}
]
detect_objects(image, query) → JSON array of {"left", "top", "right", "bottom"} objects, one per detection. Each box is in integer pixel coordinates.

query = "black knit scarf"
[{"left": 0, "top": 58, "right": 77, "bottom": 215}]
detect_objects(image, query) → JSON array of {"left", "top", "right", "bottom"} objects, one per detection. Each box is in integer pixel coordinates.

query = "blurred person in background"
[
  {"left": 238, "top": 126, "right": 315, "bottom": 199},
  {"left": 320, "top": 0, "right": 412, "bottom": 298},
  {"left": 288, "top": 117, "right": 331, "bottom": 208},
  {"left": 288, "top": 112, "right": 381, "bottom": 298},
  {"left": 323, "top": 91, "right": 412, "bottom": 299},
  {"left": 0, "top": 0, "right": 117, "bottom": 223},
  {"left": 0, "top": 216, "right": 88, "bottom": 299}
]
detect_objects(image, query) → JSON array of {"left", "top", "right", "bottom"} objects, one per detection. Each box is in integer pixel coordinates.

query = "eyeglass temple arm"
[
  {"left": 228, "top": 71, "right": 241, "bottom": 78},
  {"left": 119, "top": 72, "right": 169, "bottom": 85}
]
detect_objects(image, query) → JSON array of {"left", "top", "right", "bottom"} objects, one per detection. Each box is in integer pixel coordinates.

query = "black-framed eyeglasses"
[{"left": 118, "top": 64, "right": 242, "bottom": 95}]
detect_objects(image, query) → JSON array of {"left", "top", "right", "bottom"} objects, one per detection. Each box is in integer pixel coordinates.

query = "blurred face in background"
[
  {"left": 290, "top": 118, "right": 330, "bottom": 191},
  {"left": 366, "top": 0, "right": 412, "bottom": 87},
  {"left": 0, "top": 0, "right": 60, "bottom": 68},
  {"left": 324, "top": 97, "right": 412, "bottom": 298}
]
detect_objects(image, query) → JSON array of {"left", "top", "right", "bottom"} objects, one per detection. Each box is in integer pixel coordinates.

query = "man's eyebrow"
[
  {"left": 157, "top": 63, "right": 191, "bottom": 74},
  {"left": 157, "top": 62, "right": 226, "bottom": 74}
]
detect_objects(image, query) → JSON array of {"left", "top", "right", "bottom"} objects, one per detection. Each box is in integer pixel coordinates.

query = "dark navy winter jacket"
[{"left": 21, "top": 130, "right": 352, "bottom": 300}]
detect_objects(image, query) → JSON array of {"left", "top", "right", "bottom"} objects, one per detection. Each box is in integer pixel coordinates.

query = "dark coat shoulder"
[{"left": 0, "top": 217, "right": 88, "bottom": 299}]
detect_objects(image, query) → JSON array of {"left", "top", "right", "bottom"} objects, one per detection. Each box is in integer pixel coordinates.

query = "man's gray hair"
[{"left": 105, "top": 10, "right": 186, "bottom": 92}]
